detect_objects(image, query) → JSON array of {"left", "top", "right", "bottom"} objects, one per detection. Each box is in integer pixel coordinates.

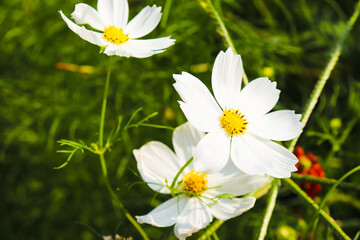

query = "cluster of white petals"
[
  {"left": 59, "top": 0, "right": 174, "bottom": 58},
  {"left": 173, "top": 48, "right": 302, "bottom": 178},
  {"left": 60, "top": 0, "right": 303, "bottom": 236},
  {"left": 134, "top": 123, "right": 269, "bottom": 240}
]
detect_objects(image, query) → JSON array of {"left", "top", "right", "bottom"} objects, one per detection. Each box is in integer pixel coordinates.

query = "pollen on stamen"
[
  {"left": 103, "top": 25, "right": 129, "bottom": 45},
  {"left": 220, "top": 108, "right": 248, "bottom": 136},
  {"left": 182, "top": 170, "right": 208, "bottom": 196}
]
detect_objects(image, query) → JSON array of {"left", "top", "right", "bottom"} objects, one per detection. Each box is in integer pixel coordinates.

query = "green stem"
[
  {"left": 212, "top": 232, "right": 220, "bottom": 240},
  {"left": 99, "top": 154, "right": 150, "bottom": 240},
  {"left": 283, "top": 178, "right": 351, "bottom": 240},
  {"left": 258, "top": 179, "right": 279, "bottom": 240},
  {"left": 354, "top": 231, "right": 360, "bottom": 240},
  {"left": 98, "top": 59, "right": 149, "bottom": 240},
  {"left": 301, "top": 165, "right": 360, "bottom": 240},
  {"left": 161, "top": 0, "right": 173, "bottom": 29},
  {"left": 291, "top": 173, "right": 360, "bottom": 192},
  {"left": 99, "top": 58, "right": 112, "bottom": 149},
  {"left": 289, "top": 0, "right": 360, "bottom": 151},
  {"left": 197, "top": 219, "right": 224, "bottom": 240},
  {"left": 170, "top": 157, "right": 193, "bottom": 197},
  {"left": 200, "top": 0, "right": 249, "bottom": 85}
]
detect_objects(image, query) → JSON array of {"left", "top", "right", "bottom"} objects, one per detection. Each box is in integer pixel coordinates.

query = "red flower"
[{"left": 294, "top": 146, "right": 325, "bottom": 199}]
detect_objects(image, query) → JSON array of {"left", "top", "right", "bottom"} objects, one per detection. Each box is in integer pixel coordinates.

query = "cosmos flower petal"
[
  {"left": 97, "top": 0, "right": 128, "bottom": 27},
  {"left": 103, "top": 36, "right": 175, "bottom": 59},
  {"left": 126, "top": 37, "right": 175, "bottom": 51},
  {"left": 207, "top": 161, "right": 269, "bottom": 196},
  {"left": 173, "top": 72, "right": 222, "bottom": 132},
  {"left": 236, "top": 77, "right": 280, "bottom": 120},
  {"left": 124, "top": 5, "right": 162, "bottom": 39},
  {"left": 103, "top": 40, "right": 165, "bottom": 58},
  {"left": 231, "top": 133, "right": 298, "bottom": 178},
  {"left": 174, "top": 197, "right": 213, "bottom": 240},
  {"left": 136, "top": 196, "right": 187, "bottom": 227},
  {"left": 193, "top": 130, "right": 231, "bottom": 173},
  {"left": 133, "top": 141, "right": 183, "bottom": 193},
  {"left": 71, "top": 3, "right": 105, "bottom": 31},
  {"left": 211, "top": 197, "right": 256, "bottom": 221},
  {"left": 230, "top": 134, "right": 272, "bottom": 175},
  {"left": 59, "top": 11, "right": 107, "bottom": 47},
  {"left": 248, "top": 110, "right": 302, "bottom": 141},
  {"left": 212, "top": 48, "right": 243, "bottom": 109},
  {"left": 172, "top": 122, "right": 205, "bottom": 165},
  {"left": 97, "top": 0, "right": 112, "bottom": 25},
  {"left": 113, "top": 0, "right": 129, "bottom": 28}
]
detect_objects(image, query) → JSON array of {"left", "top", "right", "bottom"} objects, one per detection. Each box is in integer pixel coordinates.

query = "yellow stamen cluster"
[
  {"left": 103, "top": 25, "right": 129, "bottom": 45},
  {"left": 182, "top": 170, "right": 208, "bottom": 195},
  {"left": 220, "top": 108, "right": 248, "bottom": 136}
]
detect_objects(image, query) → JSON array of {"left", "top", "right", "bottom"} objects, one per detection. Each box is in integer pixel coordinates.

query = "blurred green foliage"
[{"left": 1, "top": 0, "right": 360, "bottom": 239}]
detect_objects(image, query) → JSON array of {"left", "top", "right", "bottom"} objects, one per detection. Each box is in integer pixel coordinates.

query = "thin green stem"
[
  {"left": 170, "top": 157, "right": 193, "bottom": 197},
  {"left": 97, "top": 59, "right": 149, "bottom": 240},
  {"left": 161, "top": 0, "right": 173, "bottom": 29},
  {"left": 258, "top": 179, "right": 279, "bottom": 240},
  {"left": 289, "top": 0, "right": 360, "bottom": 151},
  {"left": 354, "top": 231, "right": 360, "bottom": 240},
  {"left": 99, "top": 154, "right": 150, "bottom": 240},
  {"left": 301, "top": 165, "right": 360, "bottom": 240},
  {"left": 212, "top": 232, "right": 220, "bottom": 240},
  {"left": 291, "top": 173, "right": 360, "bottom": 192},
  {"left": 197, "top": 219, "right": 224, "bottom": 240},
  {"left": 200, "top": 0, "right": 249, "bottom": 85},
  {"left": 283, "top": 178, "right": 351, "bottom": 240},
  {"left": 99, "top": 57, "right": 112, "bottom": 149}
]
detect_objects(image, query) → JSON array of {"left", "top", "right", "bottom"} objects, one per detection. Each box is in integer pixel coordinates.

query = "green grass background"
[{"left": 1, "top": 0, "right": 360, "bottom": 239}]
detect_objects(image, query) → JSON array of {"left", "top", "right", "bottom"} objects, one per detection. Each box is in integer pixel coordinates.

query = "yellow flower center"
[
  {"left": 220, "top": 108, "right": 248, "bottom": 136},
  {"left": 103, "top": 25, "right": 129, "bottom": 45},
  {"left": 182, "top": 170, "right": 208, "bottom": 195}
]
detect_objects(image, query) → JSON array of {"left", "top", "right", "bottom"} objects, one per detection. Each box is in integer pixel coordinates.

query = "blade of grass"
[
  {"left": 136, "top": 123, "right": 174, "bottom": 131},
  {"left": 273, "top": 0, "right": 298, "bottom": 40},
  {"left": 253, "top": 0, "right": 276, "bottom": 28}
]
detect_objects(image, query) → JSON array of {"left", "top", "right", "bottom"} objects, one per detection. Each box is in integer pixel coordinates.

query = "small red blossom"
[{"left": 294, "top": 146, "right": 325, "bottom": 199}]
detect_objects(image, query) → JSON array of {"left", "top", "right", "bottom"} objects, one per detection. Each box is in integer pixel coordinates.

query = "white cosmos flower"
[
  {"left": 59, "top": 0, "right": 175, "bottom": 58},
  {"left": 173, "top": 48, "right": 302, "bottom": 178},
  {"left": 134, "top": 122, "right": 268, "bottom": 240}
]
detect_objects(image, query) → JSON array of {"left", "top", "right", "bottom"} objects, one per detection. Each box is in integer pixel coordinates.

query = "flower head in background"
[
  {"left": 173, "top": 48, "right": 302, "bottom": 178},
  {"left": 59, "top": 0, "right": 175, "bottom": 58},
  {"left": 294, "top": 146, "right": 325, "bottom": 199},
  {"left": 134, "top": 122, "right": 268, "bottom": 240}
]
